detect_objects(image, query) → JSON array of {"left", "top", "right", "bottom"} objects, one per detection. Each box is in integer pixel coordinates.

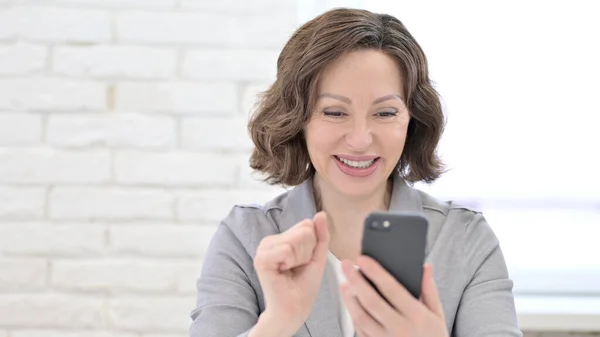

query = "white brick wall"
[
  {"left": 180, "top": 116, "right": 252, "bottom": 151},
  {"left": 47, "top": 113, "right": 177, "bottom": 149},
  {"left": 0, "top": 187, "right": 45, "bottom": 219},
  {"left": 0, "top": 294, "right": 104, "bottom": 328},
  {"left": 50, "top": 187, "right": 175, "bottom": 220},
  {"left": 51, "top": 258, "right": 200, "bottom": 293},
  {"left": 0, "top": 1, "right": 292, "bottom": 336},
  {"left": 0, "top": 224, "right": 106, "bottom": 255},
  {"left": 0, "top": 43, "right": 46, "bottom": 75},
  {"left": 108, "top": 296, "right": 192, "bottom": 332},
  {"left": 3, "top": 7, "right": 111, "bottom": 42},
  {"left": 0, "top": 113, "right": 43, "bottom": 145},
  {"left": 109, "top": 224, "right": 218, "bottom": 257},
  {"left": 0, "top": 258, "right": 47, "bottom": 290},
  {"left": 181, "top": 49, "right": 279, "bottom": 81},
  {"left": 0, "top": 1, "right": 594, "bottom": 337},
  {"left": 114, "top": 151, "right": 238, "bottom": 186},
  {"left": 0, "top": 78, "right": 106, "bottom": 110},
  {"left": 0, "top": 149, "right": 110, "bottom": 183},
  {"left": 11, "top": 332, "right": 137, "bottom": 337},
  {"left": 115, "top": 81, "right": 237, "bottom": 114},
  {"left": 53, "top": 46, "right": 177, "bottom": 79}
]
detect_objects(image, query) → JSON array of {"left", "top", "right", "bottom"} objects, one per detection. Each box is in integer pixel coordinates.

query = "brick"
[
  {"left": 0, "top": 78, "right": 106, "bottom": 111},
  {"left": 0, "top": 224, "right": 105, "bottom": 256},
  {"left": 108, "top": 296, "right": 193, "bottom": 332},
  {"left": 241, "top": 82, "right": 270, "bottom": 118},
  {"left": 52, "top": 258, "right": 200, "bottom": 294},
  {"left": 114, "top": 151, "right": 237, "bottom": 186},
  {"left": 116, "top": 11, "right": 232, "bottom": 46},
  {"left": 0, "top": 8, "right": 18, "bottom": 40},
  {"left": 50, "top": 187, "right": 174, "bottom": 220},
  {"left": 0, "top": 113, "right": 43, "bottom": 145},
  {"left": 0, "top": 294, "right": 104, "bottom": 328},
  {"left": 0, "top": 43, "right": 46, "bottom": 75},
  {"left": 12, "top": 331, "right": 137, "bottom": 337},
  {"left": 0, "top": 149, "right": 110, "bottom": 184},
  {"left": 47, "top": 113, "right": 176, "bottom": 149},
  {"left": 53, "top": 45, "right": 176, "bottom": 79},
  {"left": 0, "top": 7, "right": 111, "bottom": 43},
  {"left": 136, "top": 6, "right": 295, "bottom": 48},
  {"left": 232, "top": 13, "right": 296, "bottom": 48},
  {"left": 29, "top": 0, "right": 175, "bottom": 8},
  {"left": 0, "top": 187, "right": 45, "bottom": 220},
  {"left": 180, "top": 116, "right": 253, "bottom": 151},
  {"left": 177, "top": 188, "right": 286, "bottom": 222},
  {"left": 181, "top": 49, "right": 277, "bottom": 81},
  {"left": 0, "top": 257, "right": 47, "bottom": 290},
  {"left": 115, "top": 81, "right": 236, "bottom": 115},
  {"left": 180, "top": 0, "right": 293, "bottom": 12},
  {"left": 109, "top": 224, "right": 218, "bottom": 257}
]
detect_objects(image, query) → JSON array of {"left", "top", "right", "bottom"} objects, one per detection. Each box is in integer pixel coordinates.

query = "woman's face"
[{"left": 304, "top": 49, "right": 410, "bottom": 198}]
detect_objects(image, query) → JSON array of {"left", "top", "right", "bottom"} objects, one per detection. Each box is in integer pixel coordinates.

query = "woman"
[{"left": 190, "top": 7, "right": 522, "bottom": 337}]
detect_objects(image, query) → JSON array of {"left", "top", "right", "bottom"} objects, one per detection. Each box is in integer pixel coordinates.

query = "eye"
[
  {"left": 323, "top": 110, "right": 346, "bottom": 117},
  {"left": 375, "top": 110, "right": 398, "bottom": 117}
]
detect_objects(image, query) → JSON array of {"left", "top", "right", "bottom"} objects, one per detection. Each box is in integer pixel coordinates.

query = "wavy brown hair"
[{"left": 248, "top": 8, "right": 445, "bottom": 186}]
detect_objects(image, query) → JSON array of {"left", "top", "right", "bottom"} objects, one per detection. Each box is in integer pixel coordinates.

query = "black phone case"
[{"left": 361, "top": 211, "right": 429, "bottom": 299}]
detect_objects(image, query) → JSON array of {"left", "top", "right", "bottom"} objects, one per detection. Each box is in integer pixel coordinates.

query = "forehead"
[{"left": 317, "top": 49, "right": 404, "bottom": 95}]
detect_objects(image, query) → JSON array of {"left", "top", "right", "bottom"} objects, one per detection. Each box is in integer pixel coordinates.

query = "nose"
[{"left": 345, "top": 117, "right": 372, "bottom": 151}]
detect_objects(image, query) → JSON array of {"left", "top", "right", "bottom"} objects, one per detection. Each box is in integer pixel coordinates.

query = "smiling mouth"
[{"left": 334, "top": 155, "right": 380, "bottom": 169}]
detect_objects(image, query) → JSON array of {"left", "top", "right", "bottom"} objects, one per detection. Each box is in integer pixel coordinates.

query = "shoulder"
[
  {"left": 417, "top": 188, "right": 484, "bottom": 231},
  {"left": 216, "top": 189, "right": 290, "bottom": 257},
  {"left": 416, "top": 188, "right": 501, "bottom": 267}
]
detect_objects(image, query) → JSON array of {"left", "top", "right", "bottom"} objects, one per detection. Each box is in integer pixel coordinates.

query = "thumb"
[
  {"left": 421, "top": 264, "right": 444, "bottom": 318},
  {"left": 310, "top": 211, "right": 330, "bottom": 265}
]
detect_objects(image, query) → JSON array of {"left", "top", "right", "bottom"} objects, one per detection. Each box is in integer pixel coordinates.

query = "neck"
[{"left": 313, "top": 174, "right": 392, "bottom": 260}]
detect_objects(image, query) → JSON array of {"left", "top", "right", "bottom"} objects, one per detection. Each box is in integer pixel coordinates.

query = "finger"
[
  {"left": 261, "top": 219, "right": 311, "bottom": 250},
  {"left": 282, "top": 222, "right": 317, "bottom": 268},
  {"left": 311, "top": 211, "right": 330, "bottom": 265},
  {"left": 355, "top": 326, "right": 371, "bottom": 337},
  {"left": 341, "top": 259, "right": 398, "bottom": 326},
  {"left": 340, "top": 282, "right": 385, "bottom": 337},
  {"left": 254, "top": 244, "right": 295, "bottom": 272},
  {"left": 356, "top": 255, "right": 420, "bottom": 317},
  {"left": 421, "top": 263, "right": 444, "bottom": 318},
  {"left": 340, "top": 284, "right": 372, "bottom": 337}
]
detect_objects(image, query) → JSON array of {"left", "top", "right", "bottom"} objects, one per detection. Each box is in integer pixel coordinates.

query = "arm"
[
  {"left": 190, "top": 221, "right": 260, "bottom": 337},
  {"left": 453, "top": 213, "right": 523, "bottom": 337}
]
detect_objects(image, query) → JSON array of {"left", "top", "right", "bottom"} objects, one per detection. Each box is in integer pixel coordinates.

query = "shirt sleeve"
[
  {"left": 190, "top": 221, "right": 259, "bottom": 337},
  {"left": 453, "top": 212, "right": 523, "bottom": 337}
]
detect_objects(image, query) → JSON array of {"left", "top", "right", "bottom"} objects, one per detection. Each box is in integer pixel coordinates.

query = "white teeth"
[{"left": 338, "top": 157, "right": 376, "bottom": 168}]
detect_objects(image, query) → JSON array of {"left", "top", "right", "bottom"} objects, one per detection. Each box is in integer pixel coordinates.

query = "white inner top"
[{"left": 326, "top": 250, "right": 355, "bottom": 337}]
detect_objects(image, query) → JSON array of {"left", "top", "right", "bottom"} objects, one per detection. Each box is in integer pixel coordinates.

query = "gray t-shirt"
[{"left": 190, "top": 177, "right": 523, "bottom": 337}]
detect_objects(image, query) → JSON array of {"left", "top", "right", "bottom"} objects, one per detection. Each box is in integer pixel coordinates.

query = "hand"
[
  {"left": 340, "top": 257, "right": 448, "bottom": 337},
  {"left": 251, "top": 212, "right": 330, "bottom": 337}
]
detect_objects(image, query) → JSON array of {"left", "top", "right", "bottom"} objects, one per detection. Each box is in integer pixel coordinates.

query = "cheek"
[
  {"left": 379, "top": 122, "right": 409, "bottom": 154},
  {"left": 380, "top": 122, "right": 408, "bottom": 142},
  {"left": 305, "top": 121, "right": 343, "bottom": 151}
]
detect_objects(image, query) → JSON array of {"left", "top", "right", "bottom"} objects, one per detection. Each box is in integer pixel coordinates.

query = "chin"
[{"left": 330, "top": 170, "right": 387, "bottom": 198}]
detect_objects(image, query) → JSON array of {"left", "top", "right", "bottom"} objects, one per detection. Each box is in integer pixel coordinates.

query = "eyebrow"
[{"left": 318, "top": 93, "right": 404, "bottom": 104}]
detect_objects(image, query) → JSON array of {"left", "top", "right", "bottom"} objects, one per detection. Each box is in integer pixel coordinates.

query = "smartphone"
[{"left": 360, "top": 211, "right": 429, "bottom": 299}]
